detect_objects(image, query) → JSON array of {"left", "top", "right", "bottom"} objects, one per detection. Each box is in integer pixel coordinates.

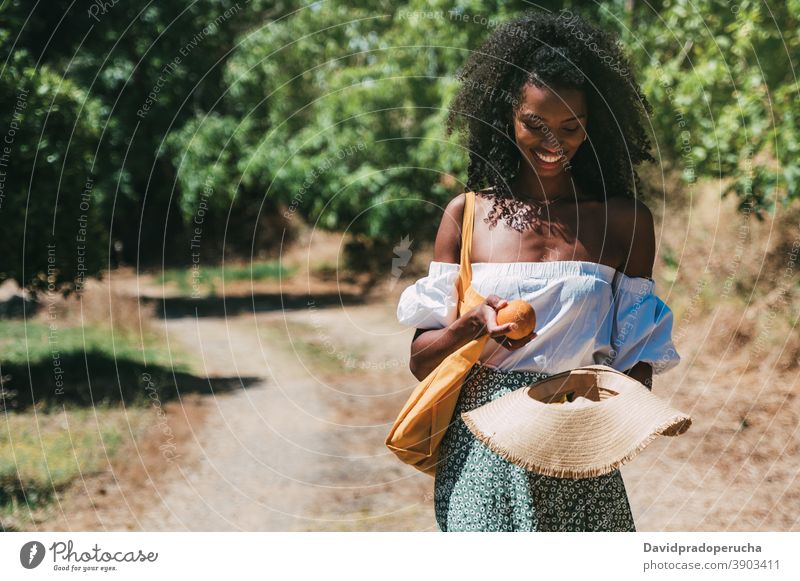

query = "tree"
[{"left": 0, "top": 47, "right": 107, "bottom": 294}]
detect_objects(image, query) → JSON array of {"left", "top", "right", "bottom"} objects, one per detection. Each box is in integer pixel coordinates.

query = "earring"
[{"left": 583, "top": 134, "right": 588, "bottom": 142}]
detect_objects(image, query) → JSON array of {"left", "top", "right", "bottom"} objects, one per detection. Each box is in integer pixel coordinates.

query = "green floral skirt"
[{"left": 434, "top": 364, "right": 636, "bottom": 532}]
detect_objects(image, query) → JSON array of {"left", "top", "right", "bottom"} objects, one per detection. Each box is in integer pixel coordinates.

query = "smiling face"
[{"left": 512, "top": 83, "right": 588, "bottom": 178}]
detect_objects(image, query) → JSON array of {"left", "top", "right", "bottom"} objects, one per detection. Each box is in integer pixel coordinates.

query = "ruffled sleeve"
[
  {"left": 610, "top": 274, "right": 681, "bottom": 375},
  {"left": 396, "top": 261, "right": 460, "bottom": 329}
]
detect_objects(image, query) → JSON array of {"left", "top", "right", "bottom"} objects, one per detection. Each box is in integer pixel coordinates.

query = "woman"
[{"left": 396, "top": 11, "right": 680, "bottom": 532}]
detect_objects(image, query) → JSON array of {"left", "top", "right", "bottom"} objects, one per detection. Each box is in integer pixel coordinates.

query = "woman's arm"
[
  {"left": 407, "top": 194, "right": 533, "bottom": 381},
  {"left": 410, "top": 293, "right": 536, "bottom": 380},
  {"left": 626, "top": 361, "right": 653, "bottom": 390},
  {"left": 613, "top": 197, "right": 656, "bottom": 389},
  {"left": 409, "top": 309, "right": 490, "bottom": 381}
]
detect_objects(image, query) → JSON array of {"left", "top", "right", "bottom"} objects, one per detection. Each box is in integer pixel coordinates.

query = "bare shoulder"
[
  {"left": 607, "top": 196, "right": 654, "bottom": 227},
  {"left": 432, "top": 192, "right": 467, "bottom": 264},
  {"left": 607, "top": 196, "right": 656, "bottom": 278}
]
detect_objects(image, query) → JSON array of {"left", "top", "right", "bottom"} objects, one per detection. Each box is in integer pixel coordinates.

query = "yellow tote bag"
[{"left": 385, "top": 191, "right": 489, "bottom": 476}]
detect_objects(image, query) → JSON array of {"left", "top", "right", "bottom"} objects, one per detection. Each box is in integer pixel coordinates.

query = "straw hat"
[{"left": 460, "top": 365, "right": 691, "bottom": 479}]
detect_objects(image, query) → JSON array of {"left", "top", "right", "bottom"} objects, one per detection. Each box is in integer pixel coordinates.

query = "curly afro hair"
[{"left": 446, "top": 9, "right": 655, "bottom": 204}]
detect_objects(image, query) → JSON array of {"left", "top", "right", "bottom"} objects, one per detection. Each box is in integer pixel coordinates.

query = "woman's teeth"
[{"left": 534, "top": 151, "right": 562, "bottom": 164}]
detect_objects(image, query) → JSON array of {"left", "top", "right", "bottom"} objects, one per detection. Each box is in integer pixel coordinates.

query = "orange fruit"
[{"left": 495, "top": 299, "right": 536, "bottom": 340}]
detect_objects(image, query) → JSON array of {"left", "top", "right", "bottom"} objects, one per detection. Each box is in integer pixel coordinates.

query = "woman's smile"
[{"left": 531, "top": 149, "right": 566, "bottom": 169}]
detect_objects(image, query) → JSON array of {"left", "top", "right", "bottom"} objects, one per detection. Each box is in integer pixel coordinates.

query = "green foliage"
[
  {"left": 0, "top": 48, "right": 108, "bottom": 294},
  {"left": 618, "top": 0, "right": 799, "bottom": 212},
  {"left": 174, "top": 0, "right": 499, "bottom": 269},
  {"left": 1, "top": 0, "right": 296, "bottom": 291},
  {"left": 170, "top": 0, "right": 797, "bottom": 272},
  {"left": 2, "top": 0, "right": 796, "bottom": 289}
]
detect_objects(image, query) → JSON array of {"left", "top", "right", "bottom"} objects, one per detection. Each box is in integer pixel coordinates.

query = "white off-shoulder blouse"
[{"left": 396, "top": 260, "right": 680, "bottom": 375}]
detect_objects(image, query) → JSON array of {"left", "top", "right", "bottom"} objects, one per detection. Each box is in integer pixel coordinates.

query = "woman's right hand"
[{"left": 470, "top": 294, "right": 538, "bottom": 350}]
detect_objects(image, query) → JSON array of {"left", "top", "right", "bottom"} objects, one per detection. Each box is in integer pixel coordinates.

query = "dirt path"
[{"left": 135, "top": 300, "right": 438, "bottom": 531}]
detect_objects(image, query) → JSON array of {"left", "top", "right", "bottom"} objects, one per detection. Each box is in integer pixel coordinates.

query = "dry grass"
[
  {"left": 37, "top": 274, "right": 158, "bottom": 349},
  {"left": 619, "top": 179, "right": 800, "bottom": 530},
  {"left": 655, "top": 179, "right": 800, "bottom": 374}
]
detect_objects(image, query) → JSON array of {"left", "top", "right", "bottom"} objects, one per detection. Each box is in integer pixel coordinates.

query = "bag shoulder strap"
[{"left": 458, "top": 191, "right": 476, "bottom": 298}]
